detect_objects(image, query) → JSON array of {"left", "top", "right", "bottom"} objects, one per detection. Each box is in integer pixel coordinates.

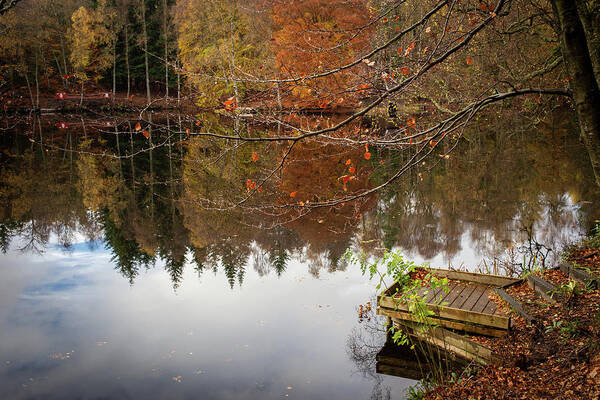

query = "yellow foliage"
[{"left": 69, "top": 0, "right": 117, "bottom": 78}]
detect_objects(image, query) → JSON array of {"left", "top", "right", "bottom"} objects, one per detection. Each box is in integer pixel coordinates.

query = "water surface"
[{"left": 0, "top": 111, "right": 598, "bottom": 399}]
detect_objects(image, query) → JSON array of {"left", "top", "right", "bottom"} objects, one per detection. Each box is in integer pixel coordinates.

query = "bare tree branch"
[{"left": 0, "top": 0, "right": 19, "bottom": 15}]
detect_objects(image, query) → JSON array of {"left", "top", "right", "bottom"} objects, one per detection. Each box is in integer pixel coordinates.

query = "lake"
[{"left": 0, "top": 110, "right": 597, "bottom": 399}]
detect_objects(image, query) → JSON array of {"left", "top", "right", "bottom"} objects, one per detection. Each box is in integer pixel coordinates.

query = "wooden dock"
[
  {"left": 376, "top": 264, "right": 596, "bottom": 367},
  {"left": 377, "top": 268, "right": 519, "bottom": 338}
]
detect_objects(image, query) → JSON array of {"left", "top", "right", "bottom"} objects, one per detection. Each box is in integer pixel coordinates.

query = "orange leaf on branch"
[
  {"left": 357, "top": 83, "right": 372, "bottom": 94},
  {"left": 339, "top": 175, "right": 356, "bottom": 184},
  {"left": 290, "top": 191, "right": 297, "bottom": 198},
  {"left": 400, "top": 67, "right": 410, "bottom": 75},
  {"left": 364, "top": 152, "right": 371, "bottom": 160},
  {"left": 142, "top": 130, "right": 150, "bottom": 139},
  {"left": 251, "top": 152, "right": 259, "bottom": 162},
  {"left": 135, "top": 122, "right": 142, "bottom": 131},
  {"left": 223, "top": 96, "right": 237, "bottom": 112}
]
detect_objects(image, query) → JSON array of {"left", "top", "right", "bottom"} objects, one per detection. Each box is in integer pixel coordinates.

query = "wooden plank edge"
[
  {"left": 494, "top": 288, "right": 536, "bottom": 325},
  {"left": 397, "top": 321, "right": 496, "bottom": 364},
  {"left": 559, "top": 262, "right": 598, "bottom": 289},
  {"left": 379, "top": 295, "right": 510, "bottom": 330},
  {"left": 377, "top": 307, "right": 507, "bottom": 337},
  {"left": 426, "top": 267, "right": 520, "bottom": 287},
  {"left": 526, "top": 274, "right": 561, "bottom": 304},
  {"left": 500, "top": 278, "right": 525, "bottom": 289},
  {"left": 399, "top": 320, "right": 496, "bottom": 360}
]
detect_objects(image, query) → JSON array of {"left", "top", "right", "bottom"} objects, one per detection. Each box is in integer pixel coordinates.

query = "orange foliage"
[
  {"left": 277, "top": 139, "right": 376, "bottom": 253},
  {"left": 272, "top": 0, "right": 372, "bottom": 109}
]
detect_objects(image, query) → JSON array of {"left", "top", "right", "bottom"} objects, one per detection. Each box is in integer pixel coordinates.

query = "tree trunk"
[
  {"left": 176, "top": 58, "right": 181, "bottom": 106},
  {"left": 575, "top": 0, "right": 600, "bottom": 87},
  {"left": 125, "top": 22, "right": 131, "bottom": 98},
  {"left": 115, "top": 120, "right": 123, "bottom": 178},
  {"left": 229, "top": 17, "right": 238, "bottom": 100},
  {"left": 112, "top": 44, "right": 117, "bottom": 103},
  {"left": 23, "top": 68, "right": 34, "bottom": 107},
  {"left": 128, "top": 120, "right": 135, "bottom": 192},
  {"left": 552, "top": 0, "right": 600, "bottom": 186},
  {"left": 141, "top": 0, "right": 151, "bottom": 104},
  {"left": 162, "top": 0, "right": 169, "bottom": 101},
  {"left": 54, "top": 54, "right": 66, "bottom": 89},
  {"left": 59, "top": 34, "right": 68, "bottom": 81},
  {"left": 34, "top": 49, "right": 39, "bottom": 108}
]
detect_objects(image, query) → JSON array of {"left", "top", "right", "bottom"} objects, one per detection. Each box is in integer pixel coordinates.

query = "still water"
[{"left": 0, "top": 111, "right": 597, "bottom": 399}]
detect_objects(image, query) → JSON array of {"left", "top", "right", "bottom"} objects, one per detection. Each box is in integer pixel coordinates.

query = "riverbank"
[
  {"left": 419, "top": 240, "right": 600, "bottom": 399},
  {"left": 0, "top": 90, "right": 201, "bottom": 115}
]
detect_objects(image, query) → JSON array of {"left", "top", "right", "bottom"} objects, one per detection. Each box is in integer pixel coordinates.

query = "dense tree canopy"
[{"left": 0, "top": 0, "right": 598, "bottom": 207}]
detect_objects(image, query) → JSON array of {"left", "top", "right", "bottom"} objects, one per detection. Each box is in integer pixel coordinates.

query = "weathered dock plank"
[
  {"left": 559, "top": 262, "right": 598, "bottom": 289},
  {"left": 526, "top": 274, "right": 559, "bottom": 304},
  {"left": 495, "top": 288, "right": 536, "bottom": 325},
  {"left": 396, "top": 320, "right": 499, "bottom": 364},
  {"left": 461, "top": 286, "right": 486, "bottom": 312},
  {"left": 451, "top": 285, "right": 478, "bottom": 309},
  {"left": 377, "top": 307, "right": 508, "bottom": 337},
  {"left": 426, "top": 268, "right": 520, "bottom": 287},
  {"left": 379, "top": 293, "right": 510, "bottom": 330}
]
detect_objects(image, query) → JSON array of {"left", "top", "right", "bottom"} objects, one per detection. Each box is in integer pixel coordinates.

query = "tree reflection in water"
[
  {"left": 346, "top": 298, "right": 469, "bottom": 399},
  {"left": 0, "top": 110, "right": 598, "bottom": 288}
]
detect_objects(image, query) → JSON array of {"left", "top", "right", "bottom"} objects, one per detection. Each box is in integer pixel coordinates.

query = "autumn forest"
[{"left": 0, "top": 0, "right": 599, "bottom": 399}]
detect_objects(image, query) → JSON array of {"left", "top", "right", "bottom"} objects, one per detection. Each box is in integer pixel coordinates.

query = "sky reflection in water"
[{"left": 0, "top": 241, "right": 411, "bottom": 400}]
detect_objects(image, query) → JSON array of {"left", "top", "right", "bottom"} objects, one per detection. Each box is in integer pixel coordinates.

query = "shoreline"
[{"left": 414, "top": 240, "right": 600, "bottom": 399}]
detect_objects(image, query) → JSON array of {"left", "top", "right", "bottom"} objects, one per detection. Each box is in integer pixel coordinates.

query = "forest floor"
[{"left": 422, "top": 241, "right": 600, "bottom": 400}]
